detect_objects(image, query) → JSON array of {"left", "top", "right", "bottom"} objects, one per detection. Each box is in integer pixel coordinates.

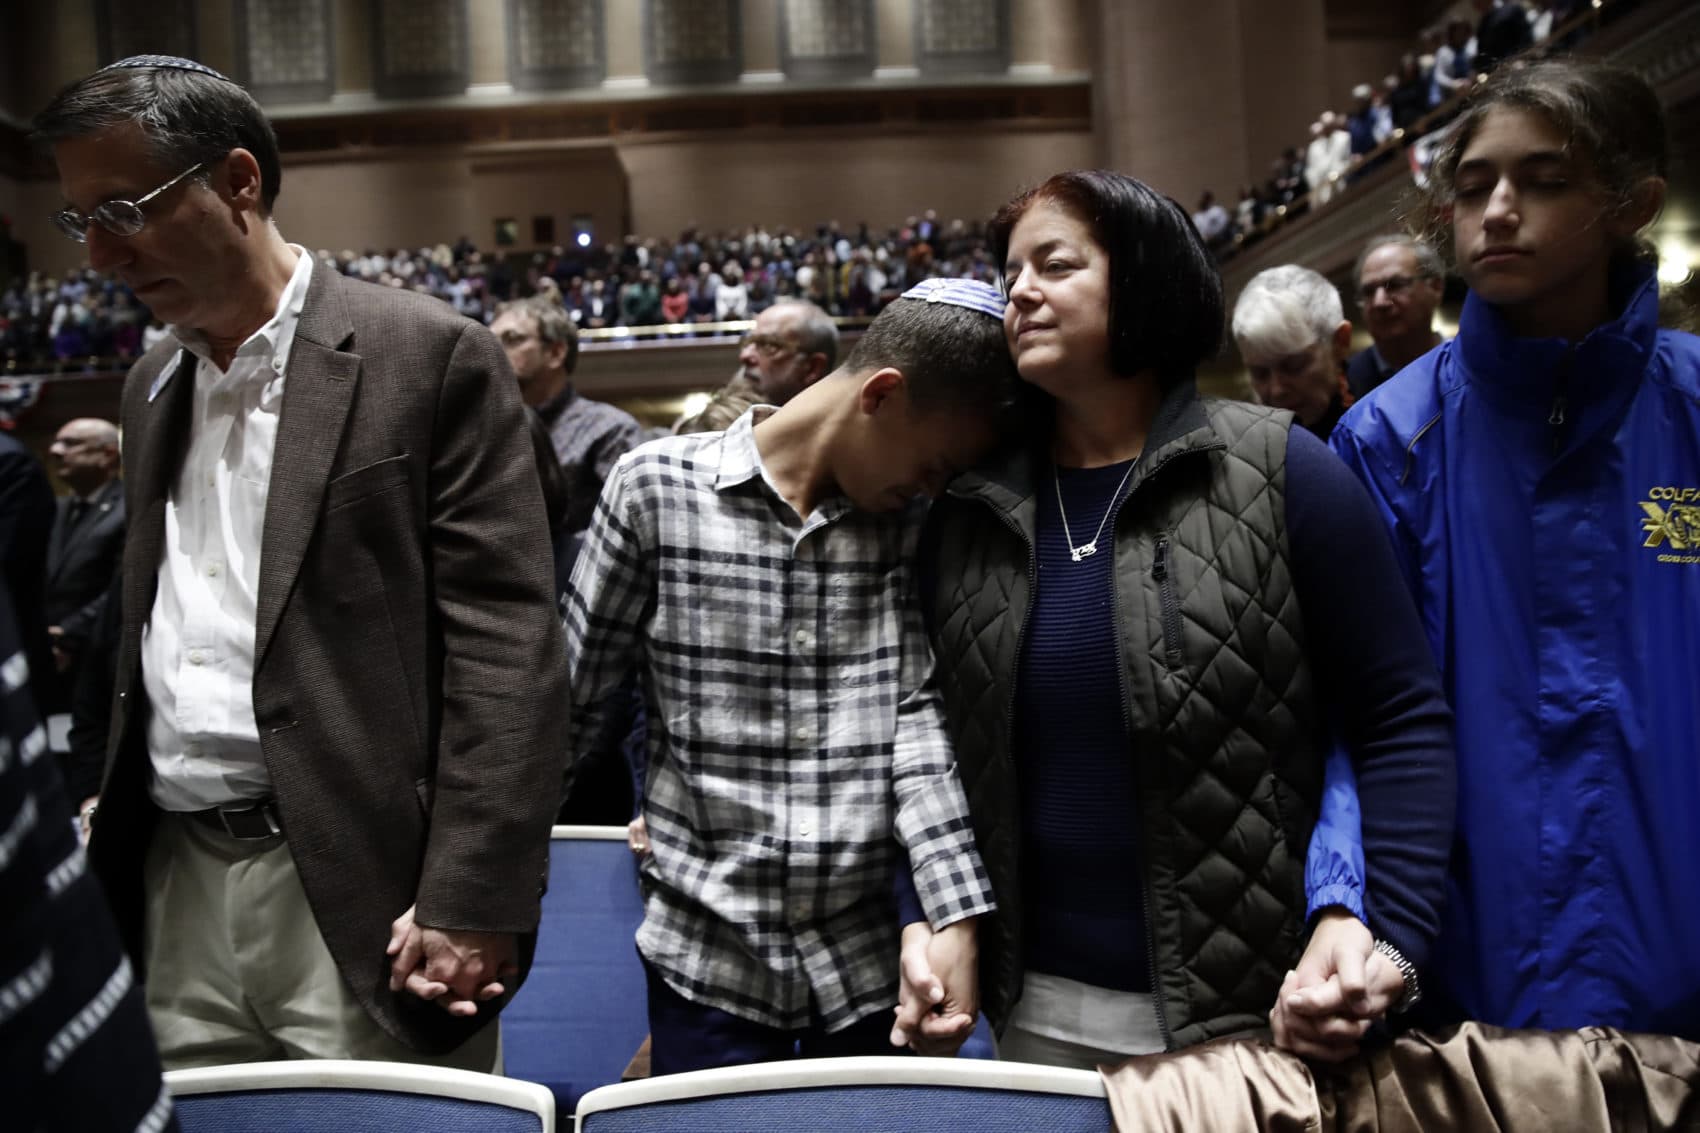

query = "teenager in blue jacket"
[{"left": 1330, "top": 59, "right": 1700, "bottom": 1039}]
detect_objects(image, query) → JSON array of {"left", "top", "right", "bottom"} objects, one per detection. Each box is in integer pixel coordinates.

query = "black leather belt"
[{"left": 189, "top": 800, "right": 284, "bottom": 840}]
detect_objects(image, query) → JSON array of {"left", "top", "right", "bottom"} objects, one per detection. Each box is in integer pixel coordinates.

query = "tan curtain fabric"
[{"left": 1099, "top": 1023, "right": 1699, "bottom": 1132}]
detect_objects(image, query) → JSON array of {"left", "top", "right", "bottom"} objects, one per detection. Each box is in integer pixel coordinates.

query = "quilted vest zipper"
[
  {"left": 1105, "top": 475, "right": 1175, "bottom": 1051},
  {"left": 1108, "top": 439, "right": 1224, "bottom": 1050},
  {"left": 975, "top": 495, "right": 1037, "bottom": 1012},
  {"left": 1151, "top": 535, "right": 1182, "bottom": 671},
  {"left": 990, "top": 505, "right": 1038, "bottom": 785}
]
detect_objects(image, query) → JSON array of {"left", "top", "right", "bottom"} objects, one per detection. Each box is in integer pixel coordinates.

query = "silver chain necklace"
[{"left": 1054, "top": 460, "right": 1136, "bottom": 562}]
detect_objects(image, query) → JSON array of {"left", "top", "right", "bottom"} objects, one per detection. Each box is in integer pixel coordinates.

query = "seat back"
[
  {"left": 573, "top": 1055, "right": 1113, "bottom": 1132},
  {"left": 166, "top": 1059, "right": 554, "bottom": 1132},
  {"left": 504, "top": 826, "right": 649, "bottom": 1114}
]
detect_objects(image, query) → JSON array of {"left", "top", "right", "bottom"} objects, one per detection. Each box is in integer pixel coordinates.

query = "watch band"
[{"left": 1373, "top": 938, "right": 1422, "bottom": 1014}]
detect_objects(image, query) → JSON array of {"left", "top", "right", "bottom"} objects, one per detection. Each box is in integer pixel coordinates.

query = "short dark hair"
[
  {"left": 33, "top": 61, "right": 283, "bottom": 212},
  {"left": 989, "top": 169, "right": 1224, "bottom": 388},
  {"left": 1353, "top": 233, "right": 1444, "bottom": 292},
  {"left": 495, "top": 294, "right": 580, "bottom": 373},
  {"left": 1422, "top": 59, "right": 1667, "bottom": 269},
  {"left": 843, "top": 297, "right": 1019, "bottom": 420}
]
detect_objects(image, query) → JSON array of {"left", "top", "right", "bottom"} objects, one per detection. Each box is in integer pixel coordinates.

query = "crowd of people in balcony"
[
  {"left": 1189, "top": 0, "right": 1606, "bottom": 255},
  {"left": 2, "top": 1, "right": 1636, "bottom": 377},
  {"left": 1, "top": 213, "right": 1005, "bottom": 371}
]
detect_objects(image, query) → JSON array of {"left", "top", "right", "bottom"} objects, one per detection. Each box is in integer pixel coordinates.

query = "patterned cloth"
[
  {"left": 562, "top": 408, "right": 994, "bottom": 1032},
  {"left": 0, "top": 585, "right": 177, "bottom": 1132},
  {"left": 537, "top": 385, "right": 647, "bottom": 535}
]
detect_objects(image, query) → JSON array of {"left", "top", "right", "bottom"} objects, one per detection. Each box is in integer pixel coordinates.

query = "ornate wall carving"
[
  {"left": 915, "top": 0, "right": 1009, "bottom": 76},
  {"left": 780, "top": 0, "right": 875, "bottom": 81},
  {"left": 643, "top": 0, "right": 742, "bottom": 85},
  {"left": 371, "top": 0, "right": 471, "bottom": 99},
  {"left": 507, "top": 0, "right": 606, "bottom": 90},
  {"left": 95, "top": 0, "right": 198, "bottom": 65},
  {"left": 236, "top": 0, "right": 336, "bottom": 104}
]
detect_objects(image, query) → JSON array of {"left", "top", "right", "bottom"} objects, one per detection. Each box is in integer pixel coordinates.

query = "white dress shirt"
[{"left": 144, "top": 246, "right": 312, "bottom": 811}]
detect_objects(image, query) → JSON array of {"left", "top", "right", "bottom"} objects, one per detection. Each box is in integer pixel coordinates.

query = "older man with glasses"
[
  {"left": 33, "top": 55, "right": 568, "bottom": 1072},
  {"left": 675, "top": 299, "right": 838, "bottom": 435},
  {"left": 736, "top": 299, "right": 838, "bottom": 407},
  {"left": 1346, "top": 234, "right": 1447, "bottom": 400}
]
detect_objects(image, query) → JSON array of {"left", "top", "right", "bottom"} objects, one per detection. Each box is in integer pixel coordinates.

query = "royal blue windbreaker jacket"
[{"left": 1330, "top": 264, "right": 1700, "bottom": 1038}]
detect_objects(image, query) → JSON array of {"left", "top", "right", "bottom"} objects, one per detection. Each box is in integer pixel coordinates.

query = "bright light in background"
[
  {"left": 576, "top": 232, "right": 592, "bottom": 248},
  {"left": 679, "top": 392, "right": 712, "bottom": 418},
  {"left": 1658, "top": 237, "right": 1695, "bottom": 286}
]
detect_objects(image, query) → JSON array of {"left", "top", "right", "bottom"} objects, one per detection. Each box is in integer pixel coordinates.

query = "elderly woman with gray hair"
[{"left": 1232, "top": 265, "right": 1355, "bottom": 440}]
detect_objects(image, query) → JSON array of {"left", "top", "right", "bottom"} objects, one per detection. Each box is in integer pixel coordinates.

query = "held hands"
[
  {"left": 386, "top": 904, "right": 519, "bottom": 1018},
  {"left": 1269, "top": 908, "right": 1407, "bottom": 1061},
  {"left": 890, "top": 917, "right": 980, "bottom": 1057},
  {"left": 627, "top": 815, "right": 650, "bottom": 858}
]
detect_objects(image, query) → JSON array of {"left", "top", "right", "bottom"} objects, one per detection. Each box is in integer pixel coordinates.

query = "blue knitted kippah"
[
  {"left": 899, "top": 277, "right": 1007, "bottom": 321},
  {"left": 100, "top": 55, "right": 236, "bottom": 83}
]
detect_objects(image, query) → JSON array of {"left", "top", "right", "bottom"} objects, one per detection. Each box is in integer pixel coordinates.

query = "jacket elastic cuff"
[{"left": 1307, "top": 885, "right": 1366, "bottom": 925}]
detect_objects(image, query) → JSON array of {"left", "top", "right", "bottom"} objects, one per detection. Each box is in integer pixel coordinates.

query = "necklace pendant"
[{"left": 1071, "top": 542, "right": 1098, "bottom": 562}]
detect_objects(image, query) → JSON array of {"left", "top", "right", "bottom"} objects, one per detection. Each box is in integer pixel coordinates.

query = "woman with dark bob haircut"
[{"left": 893, "top": 170, "right": 1457, "bottom": 1067}]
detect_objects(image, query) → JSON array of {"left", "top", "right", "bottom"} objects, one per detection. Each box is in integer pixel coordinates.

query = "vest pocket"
[{"left": 1152, "top": 535, "right": 1183, "bottom": 671}]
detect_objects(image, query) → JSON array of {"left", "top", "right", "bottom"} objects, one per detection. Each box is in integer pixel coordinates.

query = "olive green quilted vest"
[{"left": 925, "top": 392, "right": 1321, "bottom": 1049}]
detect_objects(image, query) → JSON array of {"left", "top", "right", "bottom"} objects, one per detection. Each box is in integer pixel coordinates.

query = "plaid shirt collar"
[{"left": 715, "top": 406, "right": 854, "bottom": 528}]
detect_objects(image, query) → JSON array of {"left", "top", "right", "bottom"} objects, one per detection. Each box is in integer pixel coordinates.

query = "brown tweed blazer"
[{"left": 90, "top": 260, "right": 569, "bottom": 1053}]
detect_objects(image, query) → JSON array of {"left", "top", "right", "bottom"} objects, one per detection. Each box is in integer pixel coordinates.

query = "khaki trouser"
[
  {"left": 1100, "top": 1023, "right": 1699, "bottom": 1132},
  {"left": 143, "top": 812, "right": 501, "bottom": 1073}
]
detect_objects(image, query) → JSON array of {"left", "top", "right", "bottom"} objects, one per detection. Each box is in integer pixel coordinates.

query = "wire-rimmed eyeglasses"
[
  {"left": 738, "top": 332, "right": 797, "bottom": 358},
  {"left": 51, "top": 163, "right": 204, "bottom": 244}
]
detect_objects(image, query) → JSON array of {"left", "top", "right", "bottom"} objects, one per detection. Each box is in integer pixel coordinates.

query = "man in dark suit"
[
  {"left": 0, "top": 429, "right": 57, "bottom": 714},
  {"left": 34, "top": 56, "right": 568, "bottom": 1069},
  {"left": 44, "top": 417, "right": 125, "bottom": 690}
]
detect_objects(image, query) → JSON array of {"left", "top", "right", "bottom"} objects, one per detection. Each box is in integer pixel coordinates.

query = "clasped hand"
[
  {"left": 889, "top": 918, "right": 981, "bottom": 1057},
  {"left": 386, "top": 904, "right": 518, "bottom": 1018},
  {"left": 1269, "top": 909, "right": 1407, "bottom": 1061}
]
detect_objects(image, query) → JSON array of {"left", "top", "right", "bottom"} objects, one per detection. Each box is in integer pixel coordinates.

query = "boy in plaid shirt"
[{"left": 563, "top": 280, "right": 1016, "bottom": 1072}]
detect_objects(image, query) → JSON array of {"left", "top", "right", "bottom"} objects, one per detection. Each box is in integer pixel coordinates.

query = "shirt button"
[
  {"left": 206, "top": 562, "right": 221, "bottom": 578},
  {"left": 793, "top": 629, "right": 811, "bottom": 648},
  {"left": 206, "top": 475, "right": 216, "bottom": 488},
  {"left": 798, "top": 820, "right": 813, "bottom": 837},
  {"left": 793, "top": 905, "right": 809, "bottom": 920},
  {"left": 794, "top": 725, "right": 811, "bottom": 743},
  {"left": 187, "top": 650, "right": 205, "bottom": 665}
]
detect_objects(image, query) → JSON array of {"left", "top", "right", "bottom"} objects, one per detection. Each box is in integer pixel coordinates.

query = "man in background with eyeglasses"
[
  {"left": 1346, "top": 234, "right": 1447, "bottom": 400},
  {"left": 491, "top": 294, "right": 644, "bottom": 535},
  {"left": 32, "top": 55, "right": 567, "bottom": 1071},
  {"left": 675, "top": 299, "right": 837, "bottom": 434},
  {"left": 739, "top": 299, "right": 837, "bottom": 406}
]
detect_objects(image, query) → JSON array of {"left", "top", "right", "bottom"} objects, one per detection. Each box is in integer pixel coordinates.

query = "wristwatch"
[{"left": 1372, "top": 939, "right": 1422, "bottom": 1014}]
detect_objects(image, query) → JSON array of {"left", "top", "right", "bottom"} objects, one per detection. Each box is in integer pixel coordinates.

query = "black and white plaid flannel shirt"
[{"left": 562, "top": 408, "right": 994, "bottom": 1032}]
